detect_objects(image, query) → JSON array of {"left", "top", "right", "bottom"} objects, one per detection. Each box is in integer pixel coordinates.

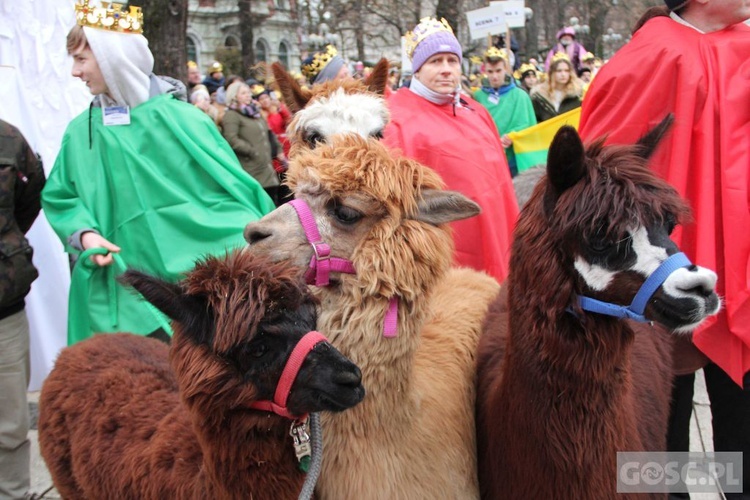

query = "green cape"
[{"left": 43, "top": 94, "right": 275, "bottom": 343}]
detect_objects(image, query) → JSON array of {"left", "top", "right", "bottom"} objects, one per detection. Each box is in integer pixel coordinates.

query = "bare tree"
[
  {"left": 131, "top": 0, "right": 188, "bottom": 81},
  {"left": 238, "top": 0, "right": 276, "bottom": 77},
  {"left": 436, "top": 0, "right": 462, "bottom": 37}
]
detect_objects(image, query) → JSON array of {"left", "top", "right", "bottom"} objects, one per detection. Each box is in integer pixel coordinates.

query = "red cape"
[
  {"left": 384, "top": 88, "right": 519, "bottom": 283},
  {"left": 579, "top": 16, "right": 750, "bottom": 386}
]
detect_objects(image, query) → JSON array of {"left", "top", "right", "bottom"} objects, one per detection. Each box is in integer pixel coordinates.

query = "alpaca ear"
[
  {"left": 412, "top": 189, "right": 481, "bottom": 225},
  {"left": 636, "top": 114, "right": 673, "bottom": 160},
  {"left": 271, "top": 62, "right": 312, "bottom": 113},
  {"left": 120, "top": 270, "right": 202, "bottom": 328},
  {"left": 364, "top": 58, "right": 390, "bottom": 95},
  {"left": 546, "top": 125, "right": 586, "bottom": 195}
]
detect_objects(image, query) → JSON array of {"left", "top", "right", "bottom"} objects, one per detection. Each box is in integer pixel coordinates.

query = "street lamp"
[
  {"left": 602, "top": 28, "right": 624, "bottom": 59},
  {"left": 569, "top": 16, "right": 590, "bottom": 37}
]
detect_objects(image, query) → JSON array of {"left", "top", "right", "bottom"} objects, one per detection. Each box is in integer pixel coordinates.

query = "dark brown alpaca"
[
  {"left": 476, "top": 118, "right": 720, "bottom": 499},
  {"left": 38, "top": 251, "right": 364, "bottom": 500}
]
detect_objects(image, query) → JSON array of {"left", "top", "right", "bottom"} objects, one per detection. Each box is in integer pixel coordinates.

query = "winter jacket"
[
  {"left": 221, "top": 109, "right": 280, "bottom": 188},
  {"left": 530, "top": 83, "right": 582, "bottom": 123},
  {"left": 0, "top": 120, "right": 44, "bottom": 318}
]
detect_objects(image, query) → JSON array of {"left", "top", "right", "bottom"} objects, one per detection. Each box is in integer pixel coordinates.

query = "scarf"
[
  {"left": 409, "top": 76, "right": 459, "bottom": 106},
  {"left": 481, "top": 79, "right": 516, "bottom": 98},
  {"left": 230, "top": 101, "right": 263, "bottom": 119}
]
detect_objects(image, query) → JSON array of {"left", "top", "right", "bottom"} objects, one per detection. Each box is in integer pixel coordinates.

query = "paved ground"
[{"left": 26, "top": 370, "right": 723, "bottom": 499}]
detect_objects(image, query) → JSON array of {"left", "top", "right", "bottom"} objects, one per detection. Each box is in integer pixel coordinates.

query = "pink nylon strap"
[
  {"left": 288, "top": 198, "right": 397, "bottom": 337},
  {"left": 289, "top": 199, "right": 356, "bottom": 286},
  {"left": 248, "top": 331, "right": 328, "bottom": 419}
]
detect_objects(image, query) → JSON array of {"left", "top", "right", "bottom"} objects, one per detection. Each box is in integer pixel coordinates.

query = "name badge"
[
  {"left": 103, "top": 106, "right": 131, "bottom": 126},
  {"left": 488, "top": 95, "right": 500, "bottom": 104}
]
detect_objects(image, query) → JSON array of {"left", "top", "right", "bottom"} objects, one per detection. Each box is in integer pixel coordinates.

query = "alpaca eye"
[
  {"left": 305, "top": 131, "right": 324, "bottom": 147},
  {"left": 372, "top": 129, "right": 384, "bottom": 140},
  {"left": 250, "top": 344, "right": 268, "bottom": 358},
  {"left": 590, "top": 238, "right": 612, "bottom": 253},
  {"left": 333, "top": 205, "right": 362, "bottom": 224}
]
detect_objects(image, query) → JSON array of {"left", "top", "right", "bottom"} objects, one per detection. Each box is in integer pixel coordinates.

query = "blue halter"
[{"left": 574, "top": 252, "right": 692, "bottom": 323}]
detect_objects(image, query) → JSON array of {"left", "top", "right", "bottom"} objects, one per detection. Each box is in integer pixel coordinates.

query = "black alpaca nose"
[
  {"left": 334, "top": 366, "right": 362, "bottom": 388},
  {"left": 244, "top": 224, "right": 271, "bottom": 245}
]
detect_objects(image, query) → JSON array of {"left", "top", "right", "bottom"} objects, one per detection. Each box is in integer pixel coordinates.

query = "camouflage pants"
[{"left": 0, "top": 310, "right": 30, "bottom": 500}]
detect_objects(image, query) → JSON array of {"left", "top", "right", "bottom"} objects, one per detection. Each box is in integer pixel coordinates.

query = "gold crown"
[
  {"left": 582, "top": 51, "right": 595, "bottom": 62},
  {"left": 187, "top": 60, "right": 198, "bottom": 69},
  {"left": 513, "top": 63, "right": 538, "bottom": 80},
  {"left": 301, "top": 45, "right": 338, "bottom": 80},
  {"left": 404, "top": 18, "right": 454, "bottom": 59},
  {"left": 483, "top": 46, "right": 508, "bottom": 62},
  {"left": 250, "top": 84, "right": 267, "bottom": 97},
  {"left": 208, "top": 61, "right": 223, "bottom": 73},
  {"left": 551, "top": 52, "right": 571, "bottom": 64},
  {"left": 75, "top": 0, "right": 143, "bottom": 34}
]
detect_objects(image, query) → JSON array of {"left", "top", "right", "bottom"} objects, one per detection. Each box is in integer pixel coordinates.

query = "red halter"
[
  {"left": 288, "top": 198, "right": 399, "bottom": 337},
  {"left": 248, "top": 331, "right": 328, "bottom": 419}
]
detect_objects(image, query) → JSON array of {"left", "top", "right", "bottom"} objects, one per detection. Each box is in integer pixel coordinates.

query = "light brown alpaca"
[
  {"left": 271, "top": 60, "right": 391, "bottom": 157},
  {"left": 244, "top": 136, "right": 500, "bottom": 498}
]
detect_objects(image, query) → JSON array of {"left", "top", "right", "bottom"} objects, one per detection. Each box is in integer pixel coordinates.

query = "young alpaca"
[
  {"left": 270, "top": 60, "right": 390, "bottom": 157},
  {"left": 38, "top": 251, "right": 365, "bottom": 500},
  {"left": 244, "top": 136, "right": 501, "bottom": 498},
  {"left": 475, "top": 119, "right": 720, "bottom": 499}
]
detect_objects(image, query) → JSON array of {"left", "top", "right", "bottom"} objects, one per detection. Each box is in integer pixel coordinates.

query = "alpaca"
[
  {"left": 475, "top": 118, "right": 720, "bottom": 499},
  {"left": 244, "top": 136, "right": 501, "bottom": 498},
  {"left": 38, "top": 251, "right": 365, "bottom": 500},
  {"left": 270, "top": 60, "right": 390, "bottom": 157}
]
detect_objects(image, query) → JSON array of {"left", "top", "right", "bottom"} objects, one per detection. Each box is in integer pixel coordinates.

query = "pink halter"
[
  {"left": 289, "top": 198, "right": 399, "bottom": 338},
  {"left": 248, "top": 330, "right": 328, "bottom": 419}
]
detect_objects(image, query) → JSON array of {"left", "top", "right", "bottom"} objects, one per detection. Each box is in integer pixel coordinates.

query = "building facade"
[{"left": 187, "top": 0, "right": 302, "bottom": 75}]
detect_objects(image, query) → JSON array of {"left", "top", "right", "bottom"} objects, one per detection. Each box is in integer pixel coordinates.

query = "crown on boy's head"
[{"left": 75, "top": 0, "right": 144, "bottom": 34}]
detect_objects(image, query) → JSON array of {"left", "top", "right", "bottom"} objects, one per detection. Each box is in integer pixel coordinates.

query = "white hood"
[{"left": 84, "top": 26, "right": 153, "bottom": 108}]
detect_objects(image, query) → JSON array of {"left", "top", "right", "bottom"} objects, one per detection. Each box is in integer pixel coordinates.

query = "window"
[
  {"left": 186, "top": 37, "right": 197, "bottom": 65},
  {"left": 225, "top": 35, "right": 240, "bottom": 48},
  {"left": 256, "top": 40, "right": 267, "bottom": 62},
  {"left": 278, "top": 41, "right": 289, "bottom": 68}
]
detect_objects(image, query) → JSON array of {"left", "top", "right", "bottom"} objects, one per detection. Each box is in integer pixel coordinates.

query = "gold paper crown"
[
  {"left": 551, "top": 52, "right": 571, "bottom": 64},
  {"left": 187, "top": 60, "right": 198, "bottom": 69},
  {"left": 75, "top": 0, "right": 143, "bottom": 34},
  {"left": 483, "top": 46, "right": 508, "bottom": 62},
  {"left": 208, "top": 61, "right": 223, "bottom": 73},
  {"left": 250, "top": 84, "right": 268, "bottom": 97},
  {"left": 301, "top": 45, "right": 338, "bottom": 81},
  {"left": 513, "top": 63, "right": 538, "bottom": 80},
  {"left": 404, "top": 17, "right": 454, "bottom": 59},
  {"left": 582, "top": 51, "right": 596, "bottom": 62}
]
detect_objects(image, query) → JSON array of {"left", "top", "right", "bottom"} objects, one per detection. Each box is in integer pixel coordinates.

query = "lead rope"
[{"left": 298, "top": 412, "right": 323, "bottom": 500}]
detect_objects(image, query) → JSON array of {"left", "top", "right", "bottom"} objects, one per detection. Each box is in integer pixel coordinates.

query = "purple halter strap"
[{"left": 288, "top": 198, "right": 399, "bottom": 338}]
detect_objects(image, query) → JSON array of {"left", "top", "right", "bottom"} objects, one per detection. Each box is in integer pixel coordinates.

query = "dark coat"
[
  {"left": 221, "top": 109, "right": 280, "bottom": 188},
  {"left": 529, "top": 84, "right": 582, "bottom": 123},
  {"left": 0, "top": 120, "right": 44, "bottom": 316}
]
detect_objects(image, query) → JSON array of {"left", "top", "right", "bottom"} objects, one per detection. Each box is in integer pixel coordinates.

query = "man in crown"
[
  {"left": 384, "top": 18, "right": 519, "bottom": 284},
  {"left": 473, "top": 47, "right": 536, "bottom": 177},
  {"left": 42, "top": 0, "right": 275, "bottom": 343},
  {"left": 579, "top": 1, "right": 750, "bottom": 495}
]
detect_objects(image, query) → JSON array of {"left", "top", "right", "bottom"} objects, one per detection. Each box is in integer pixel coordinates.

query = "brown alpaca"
[
  {"left": 38, "top": 251, "right": 364, "bottom": 500},
  {"left": 244, "top": 136, "right": 500, "bottom": 498},
  {"left": 475, "top": 119, "right": 720, "bottom": 499},
  {"left": 271, "top": 60, "right": 390, "bottom": 157}
]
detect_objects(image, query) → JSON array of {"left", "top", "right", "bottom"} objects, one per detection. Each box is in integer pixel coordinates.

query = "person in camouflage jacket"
[{"left": 0, "top": 118, "right": 45, "bottom": 499}]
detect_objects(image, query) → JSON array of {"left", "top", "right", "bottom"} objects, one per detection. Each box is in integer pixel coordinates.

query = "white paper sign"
[
  {"left": 466, "top": 5, "right": 507, "bottom": 40},
  {"left": 491, "top": 0, "right": 526, "bottom": 29}
]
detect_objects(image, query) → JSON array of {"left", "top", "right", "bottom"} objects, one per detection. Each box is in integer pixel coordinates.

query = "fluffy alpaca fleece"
[
  {"left": 271, "top": 60, "right": 390, "bottom": 158},
  {"left": 38, "top": 252, "right": 364, "bottom": 500},
  {"left": 475, "top": 122, "right": 719, "bottom": 499},
  {"left": 244, "top": 136, "right": 501, "bottom": 498}
]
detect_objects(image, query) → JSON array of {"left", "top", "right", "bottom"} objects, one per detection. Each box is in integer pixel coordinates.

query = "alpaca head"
[
  {"left": 121, "top": 251, "right": 365, "bottom": 417},
  {"left": 243, "top": 135, "right": 479, "bottom": 304},
  {"left": 518, "top": 115, "right": 720, "bottom": 332},
  {"left": 271, "top": 60, "right": 391, "bottom": 157}
]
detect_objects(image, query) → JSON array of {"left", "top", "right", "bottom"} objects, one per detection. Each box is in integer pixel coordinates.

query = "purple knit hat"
[{"left": 409, "top": 19, "right": 463, "bottom": 72}]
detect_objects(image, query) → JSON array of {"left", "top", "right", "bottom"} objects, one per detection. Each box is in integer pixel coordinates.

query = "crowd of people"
[{"left": 1, "top": 0, "right": 748, "bottom": 498}]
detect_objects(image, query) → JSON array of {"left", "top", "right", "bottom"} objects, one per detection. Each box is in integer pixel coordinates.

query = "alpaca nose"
[
  {"left": 333, "top": 365, "right": 362, "bottom": 388},
  {"left": 676, "top": 266, "right": 717, "bottom": 297},
  {"left": 244, "top": 223, "right": 271, "bottom": 245}
]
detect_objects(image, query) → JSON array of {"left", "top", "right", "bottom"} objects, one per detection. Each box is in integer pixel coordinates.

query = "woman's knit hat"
[{"left": 405, "top": 18, "right": 462, "bottom": 72}]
